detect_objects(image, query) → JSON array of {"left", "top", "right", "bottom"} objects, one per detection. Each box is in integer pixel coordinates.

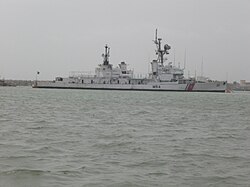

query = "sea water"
[{"left": 0, "top": 87, "right": 249, "bottom": 187}]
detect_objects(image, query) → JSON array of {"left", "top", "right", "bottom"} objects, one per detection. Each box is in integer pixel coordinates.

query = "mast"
[
  {"left": 155, "top": 29, "right": 158, "bottom": 44},
  {"left": 153, "top": 29, "right": 171, "bottom": 65},
  {"left": 158, "top": 38, "right": 164, "bottom": 64},
  {"left": 201, "top": 56, "right": 203, "bottom": 77},
  {"left": 102, "top": 44, "right": 110, "bottom": 65}
]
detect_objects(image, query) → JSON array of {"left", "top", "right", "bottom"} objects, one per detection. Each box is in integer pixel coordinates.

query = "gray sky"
[{"left": 0, "top": 0, "right": 249, "bottom": 82}]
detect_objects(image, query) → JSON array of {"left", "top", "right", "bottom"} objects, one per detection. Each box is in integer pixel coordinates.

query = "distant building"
[
  {"left": 234, "top": 80, "right": 250, "bottom": 91},
  {"left": 240, "top": 80, "right": 250, "bottom": 86}
]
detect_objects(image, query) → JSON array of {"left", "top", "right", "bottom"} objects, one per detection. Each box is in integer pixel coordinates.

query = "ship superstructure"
[{"left": 33, "top": 30, "right": 227, "bottom": 92}]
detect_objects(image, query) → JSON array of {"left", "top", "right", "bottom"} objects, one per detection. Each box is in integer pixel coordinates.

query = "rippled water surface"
[{"left": 0, "top": 87, "right": 250, "bottom": 187}]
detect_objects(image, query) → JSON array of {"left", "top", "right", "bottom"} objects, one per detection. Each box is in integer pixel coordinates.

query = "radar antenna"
[
  {"left": 102, "top": 44, "right": 110, "bottom": 65},
  {"left": 153, "top": 29, "right": 171, "bottom": 65}
]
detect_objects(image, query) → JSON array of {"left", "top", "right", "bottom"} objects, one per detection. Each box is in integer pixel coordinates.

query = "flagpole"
[{"left": 35, "top": 71, "right": 39, "bottom": 87}]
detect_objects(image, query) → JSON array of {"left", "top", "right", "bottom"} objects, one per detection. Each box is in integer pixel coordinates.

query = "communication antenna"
[
  {"left": 154, "top": 29, "right": 158, "bottom": 44},
  {"left": 195, "top": 64, "right": 197, "bottom": 80},
  {"left": 148, "top": 53, "right": 150, "bottom": 74},
  {"left": 201, "top": 56, "right": 204, "bottom": 77},
  {"left": 174, "top": 49, "right": 176, "bottom": 66},
  {"left": 184, "top": 48, "right": 187, "bottom": 70}
]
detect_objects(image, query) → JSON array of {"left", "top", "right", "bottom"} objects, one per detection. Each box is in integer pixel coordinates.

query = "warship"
[{"left": 33, "top": 30, "right": 227, "bottom": 92}]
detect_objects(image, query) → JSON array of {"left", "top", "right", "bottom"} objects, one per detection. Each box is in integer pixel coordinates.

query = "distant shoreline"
[{"left": 1, "top": 80, "right": 33, "bottom": 87}]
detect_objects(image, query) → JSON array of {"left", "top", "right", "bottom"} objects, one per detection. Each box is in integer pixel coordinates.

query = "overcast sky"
[{"left": 0, "top": 0, "right": 249, "bottom": 82}]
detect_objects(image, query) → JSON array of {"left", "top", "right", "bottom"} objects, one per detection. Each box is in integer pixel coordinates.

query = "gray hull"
[{"left": 33, "top": 81, "right": 227, "bottom": 92}]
